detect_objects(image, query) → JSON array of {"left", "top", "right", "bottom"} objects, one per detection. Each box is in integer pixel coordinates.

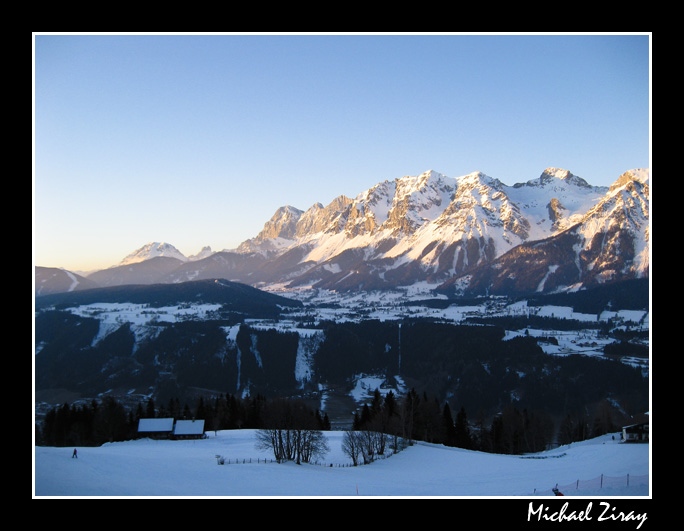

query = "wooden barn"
[
  {"left": 173, "top": 419, "right": 206, "bottom": 440},
  {"left": 622, "top": 413, "right": 649, "bottom": 443},
  {"left": 137, "top": 418, "right": 174, "bottom": 439}
]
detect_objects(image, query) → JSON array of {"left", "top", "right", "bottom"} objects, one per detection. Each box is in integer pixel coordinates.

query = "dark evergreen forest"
[
  {"left": 37, "top": 394, "right": 330, "bottom": 448},
  {"left": 37, "top": 380, "right": 632, "bottom": 456},
  {"left": 313, "top": 319, "right": 647, "bottom": 424},
  {"left": 35, "top": 288, "right": 649, "bottom": 455}
]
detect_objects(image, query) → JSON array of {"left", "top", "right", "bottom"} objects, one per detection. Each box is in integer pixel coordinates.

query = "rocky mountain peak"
[
  {"left": 542, "top": 167, "right": 592, "bottom": 188},
  {"left": 254, "top": 205, "right": 304, "bottom": 242},
  {"left": 609, "top": 168, "right": 650, "bottom": 193},
  {"left": 295, "top": 195, "right": 353, "bottom": 238},
  {"left": 119, "top": 242, "right": 187, "bottom": 266},
  {"left": 514, "top": 167, "right": 592, "bottom": 190}
]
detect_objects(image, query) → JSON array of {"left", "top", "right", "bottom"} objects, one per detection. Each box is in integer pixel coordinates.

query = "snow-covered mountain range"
[{"left": 36, "top": 167, "right": 649, "bottom": 296}]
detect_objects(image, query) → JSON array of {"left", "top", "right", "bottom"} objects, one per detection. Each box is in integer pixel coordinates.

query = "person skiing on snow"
[
  {"left": 72, "top": 449, "right": 78, "bottom": 459},
  {"left": 552, "top": 486, "right": 563, "bottom": 496}
]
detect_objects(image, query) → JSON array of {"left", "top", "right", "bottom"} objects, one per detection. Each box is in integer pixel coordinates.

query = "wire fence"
[
  {"left": 214, "top": 449, "right": 399, "bottom": 468},
  {"left": 533, "top": 473, "right": 649, "bottom": 496},
  {"left": 214, "top": 454, "right": 648, "bottom": 496}
]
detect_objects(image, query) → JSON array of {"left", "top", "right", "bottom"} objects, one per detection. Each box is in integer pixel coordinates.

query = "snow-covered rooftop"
[
  {"left": 174, "top": 419, "right": 205, "bottom": 436},
  {"left": 138, "top": 418, "right": 174, "bottom": 432}
]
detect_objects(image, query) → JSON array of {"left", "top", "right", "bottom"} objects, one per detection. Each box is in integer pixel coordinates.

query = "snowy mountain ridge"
[
  {"left": 446, "top": 168, "right": 649, "bottom": 296},
  {"left": 36, "top": 166, "right": 649, "bottom": 296},
  {"left": 238, "top": 167, "right": 611, "bottom": 262},
  {"left": 222, "top": 166, "right": 646, "bottom": 294}
]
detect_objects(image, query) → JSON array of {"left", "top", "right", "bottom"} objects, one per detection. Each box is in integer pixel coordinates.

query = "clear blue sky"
[{"left": 33, "top": 33, "right": 651, "bottom": 272}]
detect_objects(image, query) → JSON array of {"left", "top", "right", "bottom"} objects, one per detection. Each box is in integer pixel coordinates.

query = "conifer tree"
[
  {"left": 359, "top": 403, "right": 372, "bottom": 428},
  {"left": 453, "top": 406, "right": 472, "bottom": 449},
  {"left": 145, "top": 398, "right": 155, "bottom": 418},
  {"left": 384, "top": 390, "right": 397, "bottom": 419},
  {"left": 352, "top": 410, "right": 361, "bottom": 430},
  {"left": 441, "top": 403, "right": 457, "bottom": 446}
]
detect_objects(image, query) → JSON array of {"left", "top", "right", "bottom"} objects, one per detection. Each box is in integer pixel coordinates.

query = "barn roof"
[
  {"left": 138, "top": 418, "right": 174, "bottom": 432},
  {"left": 174, "top": 419, "right": 205, "bottom": 435}
]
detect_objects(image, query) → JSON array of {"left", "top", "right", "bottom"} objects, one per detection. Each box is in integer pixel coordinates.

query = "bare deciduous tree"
[
  {"left": 256, "top": 427, "right": 329, "bottom": 464},
  {"left": 341, "top": 430, "right": 362, "bottom": 466}
]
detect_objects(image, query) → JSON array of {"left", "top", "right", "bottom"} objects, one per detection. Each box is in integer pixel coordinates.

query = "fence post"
[
  {"left": 600, "top": 474, "right": 603, "bottom": 488},
  {"left": 627, "top": 473, "right": 629, "bottom": 487}
]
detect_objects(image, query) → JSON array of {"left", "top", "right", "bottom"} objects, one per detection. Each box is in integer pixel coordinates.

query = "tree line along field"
[{"left": 37, "top": 365, "right": 644, "bottom": 459}]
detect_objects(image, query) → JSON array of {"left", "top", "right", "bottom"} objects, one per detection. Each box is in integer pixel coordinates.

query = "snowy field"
[{"left": 34, "top": 430, "right": 649, "bottom": 498}]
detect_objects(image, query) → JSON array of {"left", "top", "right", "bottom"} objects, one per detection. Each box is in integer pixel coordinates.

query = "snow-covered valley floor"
[{"left": 34, "top": 430, "right": 649, "bottom": 498}]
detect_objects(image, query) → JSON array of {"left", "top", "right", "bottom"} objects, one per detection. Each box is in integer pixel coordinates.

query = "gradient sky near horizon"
[{"left": 33, "top": 33, "right": 651, "bottom": 272}]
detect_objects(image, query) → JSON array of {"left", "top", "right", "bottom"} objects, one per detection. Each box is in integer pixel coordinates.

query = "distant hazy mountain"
[{"left": 35, "top": 266, "right": 100, "bottom": 296}]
